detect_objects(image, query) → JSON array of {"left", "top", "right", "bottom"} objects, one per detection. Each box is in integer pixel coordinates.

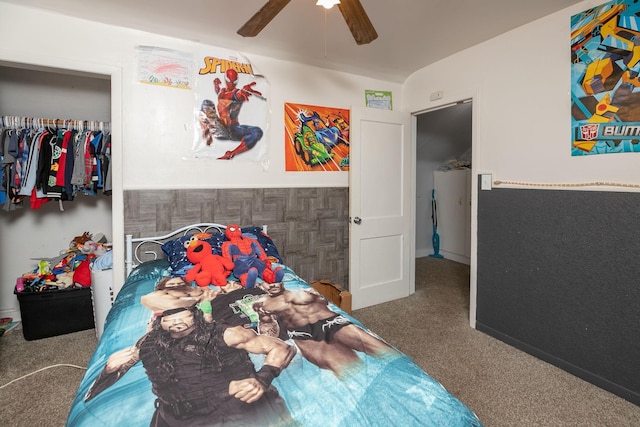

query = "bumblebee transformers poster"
[
  {"left": 284, "top": 102, "right": 350, "bottom": 171},
  {"left": 571, "top": 0, "right": 640, "bottom": 156},
  {"left": 193, "top": 49, "right": 269, "bottom": 161}
]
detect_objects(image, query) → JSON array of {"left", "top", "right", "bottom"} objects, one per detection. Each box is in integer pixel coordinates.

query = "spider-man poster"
[
  {"left": 193, "top": 49, "right": 269, "bottom": 161},
  {"left": 571, "top": 0, "right": 640, "bottom": 156},
  {"left": 284, "top": 103, "right": 350, "bottom": 171}
]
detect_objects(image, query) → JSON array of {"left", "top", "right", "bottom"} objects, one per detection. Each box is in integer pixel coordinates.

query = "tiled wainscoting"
[{"left": 123, "top": 187, "right": 349, "bottom": 287}]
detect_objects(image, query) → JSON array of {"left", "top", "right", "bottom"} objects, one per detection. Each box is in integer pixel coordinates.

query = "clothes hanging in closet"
[{"left": 0, "top": 122, "right": 111, "bottom": 211}]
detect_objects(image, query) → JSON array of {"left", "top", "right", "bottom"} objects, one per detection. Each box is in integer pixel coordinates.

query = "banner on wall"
[
  {"left": 192, "top": 49, "right": 269, "bottom": 161},
  {"left": 571, "top": 0, "right": 640, "bottom": 156},
  {"left": 284, "top": 102, "right": 350, "bottom": 171}
]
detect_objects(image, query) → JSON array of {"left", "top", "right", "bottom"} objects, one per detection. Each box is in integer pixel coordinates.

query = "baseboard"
[
  {"left": 415, "top": 248, "right": 470, "bottom": 264},
  {"left": 476, "top": 322, "right": 640, "bottom": 407},
  {"left": 439, "top": 250, "right": 470, "bottom": 265},
  {"left": 0, "top": 307, "right": 21, "bottom": 322}
]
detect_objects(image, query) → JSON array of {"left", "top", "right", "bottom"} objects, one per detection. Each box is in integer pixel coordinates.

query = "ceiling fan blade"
[
  {"left": 337, "top": 0, "right": 378, "bottom": 45},
  {"left": 237, "top": 0, "right": 292, "bottom": 37}
]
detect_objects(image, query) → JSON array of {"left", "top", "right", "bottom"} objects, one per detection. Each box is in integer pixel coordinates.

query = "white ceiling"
[{"left": 2, "top": 0, "right": 583, "bottom": 82}]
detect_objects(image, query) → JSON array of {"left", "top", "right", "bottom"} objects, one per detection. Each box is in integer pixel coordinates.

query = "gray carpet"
[
  {"left": 0, "top": 328, "right": 96, "bottom": 426},
  {"left": 1, "top": 257, "right": 638, "bottom": 426}
]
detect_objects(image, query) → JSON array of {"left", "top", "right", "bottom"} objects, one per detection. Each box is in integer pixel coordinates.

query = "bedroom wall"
[
  {"left": 403, "top": 1, "right": 640, "bottom": 405},
  {"left": 404, "top": 1, "right": 638, "bottom": 189},
  {"left": 0, "top": 2, "right": 400, "bottom": 295}
]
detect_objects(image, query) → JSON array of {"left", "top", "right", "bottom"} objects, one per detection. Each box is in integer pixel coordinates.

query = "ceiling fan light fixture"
[
  {"left": 239, "top": 0, "right": 376, "bottom": 45},
  {"left": 316, "top": 0, "right": 340, "bottom": 10}
]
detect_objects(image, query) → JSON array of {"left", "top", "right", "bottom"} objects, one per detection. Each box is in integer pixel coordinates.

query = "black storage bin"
[{"left": 15, "top": 286, "right": 95, "bottom": 340}]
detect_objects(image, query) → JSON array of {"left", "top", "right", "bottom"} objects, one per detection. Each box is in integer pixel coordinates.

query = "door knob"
[{"left": 353, "top": 217, "right": 362, "bottom": 225}]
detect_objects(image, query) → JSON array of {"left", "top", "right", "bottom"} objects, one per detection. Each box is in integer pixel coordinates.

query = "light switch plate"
[{"left": 481, "top": 174, "right": 492, "bottom": 190}]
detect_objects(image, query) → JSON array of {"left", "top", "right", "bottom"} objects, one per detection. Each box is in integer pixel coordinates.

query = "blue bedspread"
[{"left": 67, "top": 260, "right": 483, "bottom": 426}]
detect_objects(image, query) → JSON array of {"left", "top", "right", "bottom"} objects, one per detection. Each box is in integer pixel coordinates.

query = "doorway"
[
  {"left": 415, "top": 100, "right": 472, "bottom": 262},
  {"left": 414, "top": 98, "right": 475, "bottom": 320},
  {"left": 0, "top": 63, "right": 113, "bottom": 322}
]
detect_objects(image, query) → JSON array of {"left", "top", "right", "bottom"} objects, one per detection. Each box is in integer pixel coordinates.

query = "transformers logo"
[{"left": 580, "top": 124, "right": 600, "bottom": 140}]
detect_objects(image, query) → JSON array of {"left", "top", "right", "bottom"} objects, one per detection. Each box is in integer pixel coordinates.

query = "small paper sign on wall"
[
  {"left": 365, "top": 90, "right": 392, "bottom": 110},
  {"left": 136, "top": 46, "right": 192, "bottom": 90}
]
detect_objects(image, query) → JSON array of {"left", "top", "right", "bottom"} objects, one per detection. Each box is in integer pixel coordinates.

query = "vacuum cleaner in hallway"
[{"left": 429, "top": 189, "right": 444, "bottom": 258}]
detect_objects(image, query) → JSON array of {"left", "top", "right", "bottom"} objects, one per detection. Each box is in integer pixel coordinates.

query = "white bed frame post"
[{"left": 125, "top": 234, "right": 133, "bottom": 277}]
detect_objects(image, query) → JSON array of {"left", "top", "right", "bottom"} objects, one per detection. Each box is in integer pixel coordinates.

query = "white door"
[{"left": 349, "top": 107, "right": 413, "bottom": 310}]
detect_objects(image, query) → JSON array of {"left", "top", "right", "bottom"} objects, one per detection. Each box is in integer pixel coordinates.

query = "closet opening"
[
  {"left": 0, "top": 62, "right": 113, "bottom": 326},
  {"left": 414, "top": 98, "right": 473, "bottom": 315}
]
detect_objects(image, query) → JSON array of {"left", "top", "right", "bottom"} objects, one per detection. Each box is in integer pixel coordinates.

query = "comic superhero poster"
[
  {"left": 284, "top": 103, "right": 350, "bottom": 171},
  {"left": 193, "top": 49, "right": 269, "bottom": 161},
  {"left": 571, "top": 0, "right": 640, "bottom": 156}
]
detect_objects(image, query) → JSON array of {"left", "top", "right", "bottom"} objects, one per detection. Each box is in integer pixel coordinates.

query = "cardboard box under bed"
[
  {"left": 310, "top": 279, "right": 352, "bottom": 314},
  {"left": 15, "top": 287, "right": 95, "bottom": 340}
]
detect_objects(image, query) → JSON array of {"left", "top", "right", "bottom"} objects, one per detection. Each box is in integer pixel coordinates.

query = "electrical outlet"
[{"left": 481, "top": 174, "right": 492, "bottom": 190}]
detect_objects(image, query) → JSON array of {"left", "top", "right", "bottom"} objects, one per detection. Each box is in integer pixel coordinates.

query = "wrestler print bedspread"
[{"left": 67, "top": 259, "right": 483, "bottom": 427}]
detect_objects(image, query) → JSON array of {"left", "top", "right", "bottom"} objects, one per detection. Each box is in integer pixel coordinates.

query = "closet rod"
[{"left": 0, "top": 115, "right": 110, "bottom": 132}]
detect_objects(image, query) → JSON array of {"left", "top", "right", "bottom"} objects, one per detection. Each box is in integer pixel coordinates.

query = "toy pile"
[{"left": 15, "top": 231, "right": 112, "bottom": 293}]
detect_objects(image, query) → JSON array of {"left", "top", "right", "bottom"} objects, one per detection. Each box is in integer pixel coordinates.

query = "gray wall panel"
[
  {"left": 477, "top": 181, "right": 640, "bottom": 405},
  {"left": 124, "top": 188, "right": 349, "bottom": 287}
]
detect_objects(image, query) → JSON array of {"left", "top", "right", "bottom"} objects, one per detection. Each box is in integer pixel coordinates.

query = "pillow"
[
  {"left": 161, "top": 227, "right": 283, "bottom": 275},
  {"left": 161, "top": 233, "right": 225, "bottom": 275},
  {"left": 241, "top": 227, "right": 283, "bottom": 264}
]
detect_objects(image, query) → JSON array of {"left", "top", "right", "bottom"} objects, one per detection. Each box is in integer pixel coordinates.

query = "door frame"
[{"left": 411, "top": 91, "right": 479, "bottom": 329}]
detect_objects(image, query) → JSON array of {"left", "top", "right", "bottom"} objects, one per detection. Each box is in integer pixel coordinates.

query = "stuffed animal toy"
[
  {"left": 69, "top": 231, "right": 93, "bottom": 250},
  {"left": 184, "top": 234, "right": 234, "bottom": 287},
  {"left": 79, "top": 240, "right": 109, "bottom": 257},
  {"left": 73, "top": 259, "right": 92, "bottom": 287},
  {"left": 221, "top": 224, "right": 284, "bottom": 289}
]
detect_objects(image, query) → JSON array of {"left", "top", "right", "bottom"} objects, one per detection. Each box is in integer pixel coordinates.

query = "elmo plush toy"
[
  {"left": 221, "top": 224, "right": 284, "bottom": 289},
  {"left": 184, "top": 234, "right": 234, "bottom": 287}
]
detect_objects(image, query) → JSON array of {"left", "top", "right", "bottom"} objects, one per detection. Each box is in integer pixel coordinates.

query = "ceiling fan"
[{"left": 237, "top": 0, "right": 378, "bottom": 45}]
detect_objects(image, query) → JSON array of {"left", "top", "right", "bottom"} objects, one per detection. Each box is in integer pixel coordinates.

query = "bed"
[{"left": 67, "top": 223, "right": 483, "bottom": 426}]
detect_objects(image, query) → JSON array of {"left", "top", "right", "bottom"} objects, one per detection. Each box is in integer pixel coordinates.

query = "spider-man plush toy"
[{"left": 221, "top": 224, "right": 284, "bottom": 289}]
